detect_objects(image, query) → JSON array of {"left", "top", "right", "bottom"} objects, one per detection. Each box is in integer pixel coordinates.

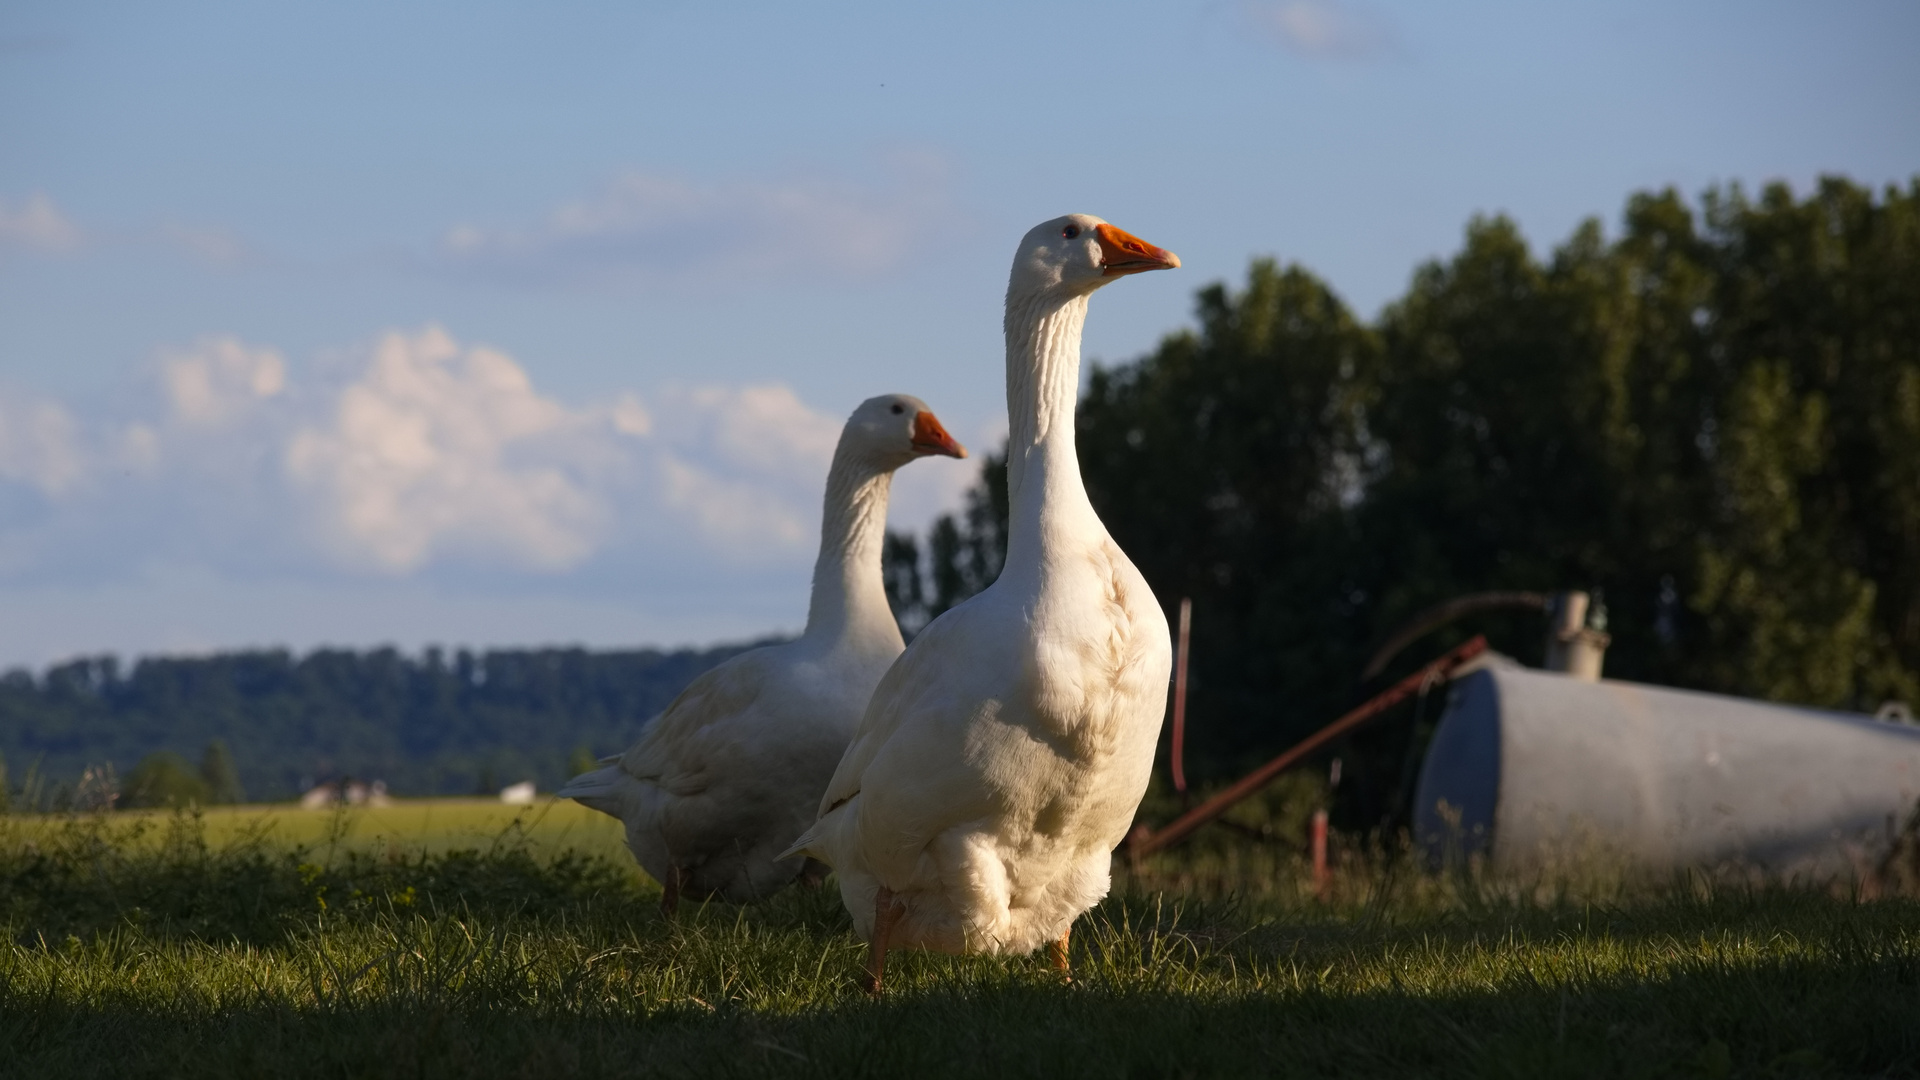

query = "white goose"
[
  {"left": 560, "top": 394, "right": 966, "bottom": 912},
  {"left": 782, "top": 215, "right": 1180, "bottom": 990}
]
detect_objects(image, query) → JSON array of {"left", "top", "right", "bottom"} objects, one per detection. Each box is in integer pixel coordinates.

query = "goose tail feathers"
[
  {"left": 556, "top": 764, "right": 626, "bottom": 817},
  {"left": 775, "top": 824, "right": 821, "bottom": 864}
]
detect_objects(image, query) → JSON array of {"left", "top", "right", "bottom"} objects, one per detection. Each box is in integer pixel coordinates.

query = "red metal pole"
[
  {"left": 1310, "top": 809, "right": 1329, "bottom": 898},
  {"left": 1170, "top": 597, "right": 1192, "bottom": 800},
  {"left": 1127, "top": 635, "right": 1487, "bottom": 860}
]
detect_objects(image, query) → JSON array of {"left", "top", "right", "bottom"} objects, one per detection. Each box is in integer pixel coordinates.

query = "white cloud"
[
  {"left": 437, "top": 159, "right": 950, "bottom": 289},
  {"left": 0, "top": 328, "right": 991, "bottom": 665},
  {"left": 0, "top": 394, "right": 85, "bottom": 494},
  {"left": 610, "top": 394, "right": 652, "bottom": 437},
  {"left": 642, "top": 383, "right": 845, "bottom": 553},
  {"left": 0, "top": 327, "right": 891, "bottom": 587},
  {"left": 1246, "top": 1, "right": 1395, "bottom": 60},
  {"left": 286, "top": 327, "right": 608, "bottom": 572},
  {"left": 0, "top": 193, "right": 81, "bottom": 253},
  {"left": 161, "top": 336, "right": 287, "bottom": 426},
  {"left": 0, "top": 192, "right": 260, "bottom": 267},
  {"left": 652, "top": 383, "right": 842, "bottom": 488}
]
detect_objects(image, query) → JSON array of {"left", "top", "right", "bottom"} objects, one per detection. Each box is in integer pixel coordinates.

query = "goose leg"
[
  {"left": 1048, "top": 926, "right": 1072, "bottom": 977},
  {"left": 659, "top": 866, "right": 682, "bottom": 917},
  {"left": 799, "top": 858, "right": 831, "bottom": 888},
  {"left": 863, "top": 886, "right": 902, "bottom": 995}
]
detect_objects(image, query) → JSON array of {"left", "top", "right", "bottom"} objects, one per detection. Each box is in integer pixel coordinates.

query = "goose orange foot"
[{"left": 1049, "top": 927, "right": 1073, "bottom": 982}]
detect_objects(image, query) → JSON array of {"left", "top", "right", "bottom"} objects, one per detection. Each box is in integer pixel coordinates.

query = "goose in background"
[
  {"left": 782, "top": 216, "right": 1180, "bottom": 991},
  {"left": 561, "top": 394, "right": 966, "bottom": 912}
]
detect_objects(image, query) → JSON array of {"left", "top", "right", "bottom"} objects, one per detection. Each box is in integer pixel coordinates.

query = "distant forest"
[
  {"left": 5, "top": 176, "right": 1914, "bottom": 821},
  {"left": 0, "top": 642, "right": 767, "bottom": 804}
]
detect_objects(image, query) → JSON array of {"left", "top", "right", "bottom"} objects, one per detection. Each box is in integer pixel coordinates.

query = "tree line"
[
  {"left": 0, "top": 642, "right": 765, "bottom": 806},
  {"left": 883, "top": 177, "right": 1920, "bottom": 824}
]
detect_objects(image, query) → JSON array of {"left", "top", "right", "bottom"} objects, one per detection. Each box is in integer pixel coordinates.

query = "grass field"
[
  {"left": 100, "top": 797, "right": 635, "bottom": 863},
  {"left": 3, "top": 799, "right": 1917, "bottom": 1078}
]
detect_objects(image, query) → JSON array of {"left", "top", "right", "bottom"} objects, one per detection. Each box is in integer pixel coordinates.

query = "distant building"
[
  {"left": 73, "top": 763, "right": 119, "bottom": 811},
  {"left": 299, "top": 777, "right": 391, "bottom": 809}
]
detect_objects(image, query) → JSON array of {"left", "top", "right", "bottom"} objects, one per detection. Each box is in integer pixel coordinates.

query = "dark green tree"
[
  {"left": 881, "top": 532, "right": 929, "bottom": 635},
  {"left": 883, "top": 451, "right": 1009, "bottom": 637},
  {"left": 199, "top": 739, "right": 245, "bottom": 804},
  {"left": 1690, "top": 179, "right": 1920, "bottom": 707},
  {"left": 1364, "top": 180, "right": 1919, "bottom": 710},
  {"left": 121, "top": 752, "right": 211, "bottom": 809}
]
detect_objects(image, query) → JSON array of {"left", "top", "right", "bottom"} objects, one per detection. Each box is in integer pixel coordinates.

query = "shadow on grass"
[{"left": 4, "top": 944, "right": 1916, "bottom": 1079}]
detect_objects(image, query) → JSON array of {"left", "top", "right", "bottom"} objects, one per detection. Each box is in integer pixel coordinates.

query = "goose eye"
[
  {"left": 890, "top": 404, "right": 905, "bottom": 415},
  {"left": 1061, "top": 225, "right": 1080, "bottom": 240}
]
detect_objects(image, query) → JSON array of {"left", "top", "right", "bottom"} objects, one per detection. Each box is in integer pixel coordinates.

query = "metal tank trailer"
[{"left": 1413, "top": 592, "right": 1920, "bottom": 878}]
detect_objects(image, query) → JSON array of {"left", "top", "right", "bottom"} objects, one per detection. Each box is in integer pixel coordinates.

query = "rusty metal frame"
[{"left": 1125, "top": 635, "right": 1489, "bottom": 861}]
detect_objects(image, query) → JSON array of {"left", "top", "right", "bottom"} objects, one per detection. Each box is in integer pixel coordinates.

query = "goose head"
[
  {"left": 844, "top": 393, "right": 967, "bottom": 468},
  {"left": 1008, "top": 214, "right": 1180, "bottom": 301}
]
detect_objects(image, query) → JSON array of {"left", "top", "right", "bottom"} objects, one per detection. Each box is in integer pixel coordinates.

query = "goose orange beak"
[
  {"left": 911, "top": 411, "right": 967, "bottom": 458},
  {"left": 1096, "top": 224, "right": 1180, "bottom": 276}
]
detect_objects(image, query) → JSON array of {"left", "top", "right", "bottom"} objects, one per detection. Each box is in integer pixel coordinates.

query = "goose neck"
[
  {"left": 804, "top": 445, "right": 903, "bottom": 649},
  {"left": 1003, "top": 290, "right": 1098, "bottom": 563}
]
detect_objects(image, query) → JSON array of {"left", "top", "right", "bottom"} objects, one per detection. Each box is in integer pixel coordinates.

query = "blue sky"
[{"left": 1, "top": 0, "right": 1916, "bottom": 669}]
